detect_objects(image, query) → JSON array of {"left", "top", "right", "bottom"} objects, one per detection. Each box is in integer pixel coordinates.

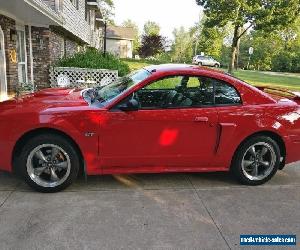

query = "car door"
[
  {"left": 204, "top": 57, "right": 212, "bottom": 66},
  {"left": 207, "top": 57, "right": 214, "bottom": 66},
  {"left": 99, "top": 75, "right": 219, "bottom": 169},
  {"left": 212, "top": 78, "right": 244, "bottom": 167}
]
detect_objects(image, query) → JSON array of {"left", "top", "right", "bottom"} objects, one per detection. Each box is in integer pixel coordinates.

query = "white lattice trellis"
[{"left": 49, "top": 67, "right": 118, "bottom": 88}]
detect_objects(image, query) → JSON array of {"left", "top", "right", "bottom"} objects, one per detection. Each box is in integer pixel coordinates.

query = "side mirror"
[{"left": 118, "top": 98, "right": 139, "bottom": 112}]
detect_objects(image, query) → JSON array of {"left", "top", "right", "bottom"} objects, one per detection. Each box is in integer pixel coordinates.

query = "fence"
[{"left": 49, "top": 67, "right": 118, "bottom": 88}]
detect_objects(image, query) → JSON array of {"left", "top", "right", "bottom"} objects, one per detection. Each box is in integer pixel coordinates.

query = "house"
[
  {"left": 0, "top": 0, "right": 104, "bottom": 101},
  {"left": 106, "top": 25, "right": 134, "bottom": 59}
]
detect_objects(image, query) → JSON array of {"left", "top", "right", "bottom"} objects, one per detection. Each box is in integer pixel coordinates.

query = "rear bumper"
[
  {"left": 0, "top": 140, "right": 14, "bottom": 172},
  {"left": 285, "top": 135, "right": 300, "bottom": 164}
]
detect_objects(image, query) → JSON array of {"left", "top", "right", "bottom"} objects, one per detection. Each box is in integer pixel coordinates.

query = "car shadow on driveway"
[{"left": 1, "top": 161, "right": 299, "bottom": 192}]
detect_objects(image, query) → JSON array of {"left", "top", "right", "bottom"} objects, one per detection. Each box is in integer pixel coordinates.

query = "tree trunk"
[
  {"left": 228, "top": 25, "right": 240, "bottom": 74},
  {"left": 235, "top": 27, "right": 242, "bottom": 70}
]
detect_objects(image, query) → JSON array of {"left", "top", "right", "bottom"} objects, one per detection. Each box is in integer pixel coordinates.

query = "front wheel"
[
  {"left": 231, "top": 136, "right": 280, "bottom": 185},
  {"left": 18, "top": 134, "right": 80, "bottom": 192}
]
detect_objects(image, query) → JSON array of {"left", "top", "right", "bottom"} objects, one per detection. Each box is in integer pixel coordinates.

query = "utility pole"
[{"left": 98, "top": 18, "right": 107, "bottom": 56}]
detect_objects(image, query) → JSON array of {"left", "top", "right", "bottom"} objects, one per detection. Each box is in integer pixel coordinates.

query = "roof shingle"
[{"left": 106, "top": 25, "right": 135, "bottom": 40}]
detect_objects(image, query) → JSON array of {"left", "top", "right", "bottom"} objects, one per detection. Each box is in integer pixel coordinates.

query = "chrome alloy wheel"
[
  {"left": 241, "top": 142, "right": 276, "bottom": 181},
  {"left": 26, "top": 144, "right": 71, "bottom": 188}
]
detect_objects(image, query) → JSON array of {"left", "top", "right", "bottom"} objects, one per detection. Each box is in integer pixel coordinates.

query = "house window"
[{"left": 16, "top": 29, "right": 27, "bottom": 84}]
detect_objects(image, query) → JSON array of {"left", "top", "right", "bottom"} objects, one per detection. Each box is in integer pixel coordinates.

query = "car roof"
[{"left": 143, "top": 64, "right": 224, "bottom": 75}]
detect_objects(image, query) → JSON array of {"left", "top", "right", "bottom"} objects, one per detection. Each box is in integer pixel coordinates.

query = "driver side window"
[
  {"left": 137, "top": 76, "right": 185, "bottom": 109},
  {"left": 136, "top": 75, "right": 214, "bottom": 109},
  {"left": 134, "top": 75, "right": 241, "bottom": 110}
]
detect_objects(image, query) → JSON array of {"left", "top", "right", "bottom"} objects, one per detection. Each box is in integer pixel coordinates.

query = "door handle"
[{"left": 194, "top": 116, "right": 209, "bottom": 122}]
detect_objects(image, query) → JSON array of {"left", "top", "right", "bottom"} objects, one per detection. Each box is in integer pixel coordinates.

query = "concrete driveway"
[{"left": 0, "top": 163, "right": 299, "bottom": 250}]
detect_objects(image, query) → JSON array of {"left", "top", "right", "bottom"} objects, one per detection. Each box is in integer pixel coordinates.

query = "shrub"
[
  {"left": 55, "top": 48, "right": 130, "bottom": 76},
  {"left": 272, "top": 51, "right": 295, "bottom": 72}
]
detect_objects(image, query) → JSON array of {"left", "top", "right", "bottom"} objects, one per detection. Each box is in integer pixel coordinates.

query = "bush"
[
  {"left": 272, "top": 51, "right": 295, "bottom": 72},
  {"left": 55, "top": 48, "right": 130, "bottom": 76}
]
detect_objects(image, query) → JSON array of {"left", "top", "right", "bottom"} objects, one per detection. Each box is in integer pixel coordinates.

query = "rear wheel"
[
  {"left": 214, "top": 64, "right": 219, "bottom": 68},
  {"left": 18, "top": 134, "right": 80, "bottom": 192},
  {"left": 231, "top": 136, "right": 280, "bottom": 185},
  {"left": 198, "top": 62, "right": 203, "bottom": 66}
]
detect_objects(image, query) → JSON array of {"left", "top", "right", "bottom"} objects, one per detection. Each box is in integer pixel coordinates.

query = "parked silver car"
[{"left": 192, "top": 55, "right": 221, "bottom": 67}]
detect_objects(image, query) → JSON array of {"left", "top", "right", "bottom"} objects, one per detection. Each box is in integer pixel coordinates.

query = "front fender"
[{"left": 0, "top": 111, "right": 101, "bottom": 174}]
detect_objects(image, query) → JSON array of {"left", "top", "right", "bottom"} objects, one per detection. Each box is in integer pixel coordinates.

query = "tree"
[
  {"left": 122, "top": 19, "right": 140, "bottom": 55},
  {"left": 139, "top": 34, "right": 166, "bottom": 58},
  {"left": 143, "top": 21, "right": 161, "bottom": 36},
  {"left": 171, "top": 27, "right": 194, "bottom": 63},
  {"left": 98, "top": 0, "right": 115, "bottom": 23},
  {"left": 196, "top": 0, "right": 300, "bottom": 73},
  {"left": 191, "top": 16, "right": 229, "bottom": 60},
  {"left": 277, "top": 17, "right": 300, "bottom": 51}
]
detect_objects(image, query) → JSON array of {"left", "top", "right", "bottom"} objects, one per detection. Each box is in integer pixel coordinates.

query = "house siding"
[
  {"left": 62, "top": 0, "right": 91, "bottom": 44},
  {"left": 107, "top": 38, "right": 133, "bottom": 59},
  {"left": 43, "top": 0, "right": 56, "bottom": 11}
]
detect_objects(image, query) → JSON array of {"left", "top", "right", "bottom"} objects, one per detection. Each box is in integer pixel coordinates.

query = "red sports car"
[{"left": 0, "top": 64, "right": 300, "bottom": 192}]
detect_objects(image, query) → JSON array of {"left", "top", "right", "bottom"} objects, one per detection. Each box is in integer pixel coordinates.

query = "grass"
[
  {"left": 232, "top": 70, "right": 300, "bottom": 91},
  {"left": 122, "top": 59, "right": 300, "bottom": 90}
]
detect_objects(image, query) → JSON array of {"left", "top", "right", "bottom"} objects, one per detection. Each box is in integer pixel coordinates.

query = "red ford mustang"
[{"left": 0, "top": 64, "right": 300, "bottom": 192}]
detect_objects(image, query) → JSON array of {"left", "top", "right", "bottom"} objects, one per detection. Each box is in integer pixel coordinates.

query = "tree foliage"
[
  {"left": 171, "top": 27, "right": 194, "bottom": 63},
  {"left": 196, "top": 0, "right": 300, "bottom": 73},
  {"left": 139, "top": 34, "right": 166, "bottom": 58},
  {"left": 98, "top": 0, "right": 115, "bottom": 22},
  {"left": 193, "top": 17, "right": 229, "bottom": 60},
  {"left": 143, "top": 21, "right": 161, "bottom": 36},
  {"left": 170, "top": 15, "right": 228, "bottom": 63},
  {"left": 56, "top": 48, "right": 129, "bottom": 76},
  {"left": 122, "top": 19, "right": 140, "bottom": 55},
  {"left": 223, "top": 17, "right": 300, "bottom": 72}
]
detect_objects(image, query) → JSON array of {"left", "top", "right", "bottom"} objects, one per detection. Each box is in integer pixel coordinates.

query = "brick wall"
[
  {"left": 49, "top": 30, "right": 64, "bottom": 64},
  {"left": 31, "top": 27, "right": 50, "bottom": 88},
  {"left": 65, "top": 39, "right": 78, "bottom": 57},
  {"left": 0, "top": 14, "right": 17, "bottom": 95},
  {"left": 30, "top": 27, "right": 83, "bottom": 88},
  {"left": 0, "top": 12, "right": 87, "bottom": 91}
]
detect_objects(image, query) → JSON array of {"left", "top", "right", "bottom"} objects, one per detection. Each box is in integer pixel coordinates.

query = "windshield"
[{"left": 86, "top": 69, "right": 151, "bottom": 105}]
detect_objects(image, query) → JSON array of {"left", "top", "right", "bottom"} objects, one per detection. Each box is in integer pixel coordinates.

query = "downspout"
[{"left": 28, "top": 25, "right": 34, "bottom": 89}]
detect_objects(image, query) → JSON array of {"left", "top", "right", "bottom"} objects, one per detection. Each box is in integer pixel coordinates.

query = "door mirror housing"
[{"left": 118, "top": 98, "right": 139, "bottom": 112}]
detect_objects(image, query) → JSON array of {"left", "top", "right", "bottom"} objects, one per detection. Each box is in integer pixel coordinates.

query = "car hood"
[{"left": 0, "top": 88, "right": 95, "bottom": 115}]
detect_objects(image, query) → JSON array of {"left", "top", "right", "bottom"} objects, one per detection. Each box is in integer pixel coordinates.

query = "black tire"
[
  {"left": 231, "top": 136, "right": 280, "bottom": 186},
  {"left": 18, "top": 134, "right": 80, "bottom": 192},
  {"left": 214, "top": 64, "right": 220, "bottom": 68},
  {"left": 198, "top": 62, "right": 203, "bottom": 66}
]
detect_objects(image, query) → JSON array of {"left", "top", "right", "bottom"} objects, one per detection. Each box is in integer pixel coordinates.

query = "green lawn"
[
  {"left": 233, "top": 70, "right": 300, "bottom": 91},
  {"left": 122, "top": 59, "right": 300, "bottom": 91}
]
